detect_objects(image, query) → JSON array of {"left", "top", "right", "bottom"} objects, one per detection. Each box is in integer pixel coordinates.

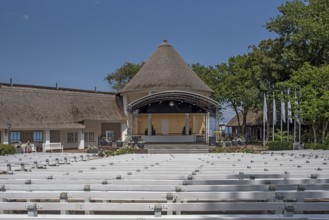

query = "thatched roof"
[
  {"left": 0, "top": 83, "right": 126, "bottom": 130},
  {"left": 119, "top": 40, "right": 213, "bottom": 95},
  {"left": 226, "top": 110, "right": 262, "bottom": 127}
]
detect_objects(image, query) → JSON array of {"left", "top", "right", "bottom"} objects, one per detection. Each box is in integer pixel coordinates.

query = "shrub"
[
  {"left": 0, "top": 144, "right": 16, "bottom": 155},
  {"left": 114, "top": 146, "right": 138, "bottom": 155},
  {"left": 267, "top": 141, "right": 293, "bottom": 151},
  {"left": 226, "top": 141, "right": 232, "bottom": 147},
  {"left": 86, "top": 146, "right": 99, "bottom": 153},
  {"left": 98, "top": 150, "right": 105, "bottom": 157},
  {"left": 98, "top": 146, "right": 139, "bottom": 158},
  {"left": 304, "top": 143, "right": 329, "bottom": 150},
  {"left": 213, "top": 146, "right": 255, "bottom": 153},
  {"left": 324, "top": 137, "right": 329, "bottom": 146},
  {"left": 216, "top": 141, "right": 223, "bottom": 147},
  {"left": 104, "top": 150, "right": 115, "bottom": 157}
]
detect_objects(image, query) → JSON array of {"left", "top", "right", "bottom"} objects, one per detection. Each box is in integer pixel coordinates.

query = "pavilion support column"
[
  {"left": 131, "top": 114, "right": 134, "bottom": 137},
  {"left": 45, "top": 130, "right": 50, "bottom": 144},
  {"left": 78, "top": 129, "right": 85, "bottom": 150},
  {"left": 123, "top": 95, "right": 128, "bottom": 116},
  {"left": 206, "top": 112, "right": 210, "bottom": 143},
  {"left": 127, "top": 112, "right": 134, "bottom": 140},
  {"left": 185, "top": 113, "right": 190, "bottom": 135},
  {"left": 121, "top": 122, "right": 128, "bottom": 141},
  {"left": 148, "top": 114, "right": 152, "bottom": 136}
]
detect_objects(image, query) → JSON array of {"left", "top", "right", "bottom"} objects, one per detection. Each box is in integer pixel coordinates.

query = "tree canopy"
[{"left": 105, "top": 62, "right": 144, "bottom": 91}]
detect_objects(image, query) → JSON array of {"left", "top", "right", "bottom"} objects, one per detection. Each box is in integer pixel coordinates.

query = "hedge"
[
  {"left": 304, "top": 143, "right": 329, "bottom": 150},
  {"left": 267, "top": 141, "right": 329, "bottom": 151},
  {"left": 213, "top": 146, "right": 255, "bottom": 153},
  {"left": 114, "top": 146, "right": 139, "bottom": 155},
  {"left": 0, "top": 144, "right": 16, "bottom": 155},
  {"left": 266, "top": 141, "right": 293, "bottom": 151},
  {"left": 99, "top": 146, "right": 139, "bottom": 157}
]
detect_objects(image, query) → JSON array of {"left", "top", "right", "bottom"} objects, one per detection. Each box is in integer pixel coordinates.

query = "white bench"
[{"left": 42, "top": 143, "right": 63, "bottom": 152}]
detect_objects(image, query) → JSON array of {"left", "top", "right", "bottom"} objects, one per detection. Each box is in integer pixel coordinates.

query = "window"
[
  {"left": 84, "top": 132, "right": 95, "bottom": 142},
  {"left": 67, "top": 132, "right": 78, "bottom": 143},
  {"left": 245, "top": 127, "right": 251, "bottom": 139},
  {"left": 10, "top": 132, "right": 20, "bottom": 144},
  {"left": 33, "top": 131, "right": 43, "bottom": 143},
  {"left": 105, "top": 130, "right": 114, "bottom": 141}
]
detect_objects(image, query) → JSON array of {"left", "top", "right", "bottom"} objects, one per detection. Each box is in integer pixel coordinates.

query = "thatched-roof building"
[
  {"left": 1, "top": 40, "right": 219, "bottom": 148},
  {"left": 0, "top": 83, "right": 126, "bottom": 148},
  {"left": 119, "top": 40, "right": 213, "bottom": 96},
  {"left": 226, "top": 110, "right": 263, "bottom": 140},
  {"left": 118, "top": 40, "right": 219, "bottom": 143}
]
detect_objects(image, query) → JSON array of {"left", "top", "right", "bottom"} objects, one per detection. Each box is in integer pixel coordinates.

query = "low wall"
[{"left": 142, "top": 135, "right": 196, "bottom": 143}]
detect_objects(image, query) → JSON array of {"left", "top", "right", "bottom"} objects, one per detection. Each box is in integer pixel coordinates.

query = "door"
[
  {"left": 161, "top": 119, "right": 169, "bottom": 135},
  {"left": 101, "top": 123, "right": 121, "bottom": 140}
]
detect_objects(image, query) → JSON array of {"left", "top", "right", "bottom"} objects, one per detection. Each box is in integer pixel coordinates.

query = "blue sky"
[{"left": 0, "top": 0, "right": 286, "bottom": 122}]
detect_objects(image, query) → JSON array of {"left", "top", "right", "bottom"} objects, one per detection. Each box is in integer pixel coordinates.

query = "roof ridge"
[{"left": 0, "top": 82, "right": 115, "bottom": 95}]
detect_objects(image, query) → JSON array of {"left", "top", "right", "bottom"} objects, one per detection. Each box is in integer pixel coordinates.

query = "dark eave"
[{"left": 128, "top": 90, "right": 219, "bottom": 115}]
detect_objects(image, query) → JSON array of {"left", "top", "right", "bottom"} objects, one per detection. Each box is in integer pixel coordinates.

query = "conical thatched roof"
[
  {"left": 0, "top": 84, "right": 126, "bottom": 129},
  {"left": 119, "top": 40, "right": 213, "bottom": 95},
  {"left": 226, "top": 110, "right": 262, "bottom": 127}
]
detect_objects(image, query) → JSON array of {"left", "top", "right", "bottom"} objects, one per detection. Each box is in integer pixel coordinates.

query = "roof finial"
[{"left": 161, "top": 39, "right": 168, "bottom": 46}]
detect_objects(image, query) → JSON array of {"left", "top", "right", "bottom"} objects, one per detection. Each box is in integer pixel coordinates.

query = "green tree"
[
  {"left": 265, "top": 0, "right": 329, "bottom": 143},
  {"left": 214, "top": 55, "right": 260, "bottom": 135},
  {"left": 246, "top": 41, "right": 287, "bottom": 141},
  {"left": 191, "top": 63, "right": 223, "bottom": 101},
  {"left": 278, "top": 64, "right": 329, "bottom": 143},
  {"left": 105, "top": 62, "right": 144, "bottom": 91},
  {"left": 266, "top": 0, "right": 329, "bottom": 69}
]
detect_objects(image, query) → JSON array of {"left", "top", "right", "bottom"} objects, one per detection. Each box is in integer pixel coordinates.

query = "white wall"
[
  {"left": 60, "top": 129, "right": 80, "bottom": 149},
  {"left": 84, "top": 120, "right": 102, "bottom": 147},
  {"left": 1, "top": 130, "right": 9, "bottom": 144},
  {"left": 58, "top": 121, "right": 101, "bottom": 149},
  {"left": 121, "top": 122, "right": 128, "bottom": 141}
]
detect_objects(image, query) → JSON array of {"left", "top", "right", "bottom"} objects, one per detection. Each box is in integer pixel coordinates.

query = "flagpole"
[
  {"left": 263, "top": 93, "right": 267, "bottom": 148},
  {"left": 293, "top": 90, "right": 297, "bottom": 145},
  {"left": 272, "top": 92, "right": 275, "bottom": 141},
  {"left": 263, "top": 119, "right": 266, "bottom": 147},
  {"left": 280, "top": 92, "right": 283, "bottom": 142},
  {"left": 280, "top": 113, "right": 283, "bottom": 142},
  {"left": 298, "top": 115, "right": 301, "bottom": 143},
  {"left": 287, "top": 89, "right": 291, "bottom": 142},
  {"left": 298, "top": 89, "right": 302, "bottom": 145},
  {"left": 287, "top": 120, "right": 290, "bottom": 141}
]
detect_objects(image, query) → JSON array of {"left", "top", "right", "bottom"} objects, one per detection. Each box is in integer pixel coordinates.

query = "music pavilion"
[{"left": 0, "top": 41, "right": 220, "bottom": 149}]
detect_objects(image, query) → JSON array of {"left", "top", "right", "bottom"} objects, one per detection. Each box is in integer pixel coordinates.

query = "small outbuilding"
[{"left": 226, "top": 110, "right": 263, "bottom": 141}]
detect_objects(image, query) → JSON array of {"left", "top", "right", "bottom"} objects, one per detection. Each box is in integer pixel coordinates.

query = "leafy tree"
[
  {"left": 278, "top": 64, "right": 329, "bottom": 143},
  {"left": 214, "top": 55, "right": 260, "bottom": 135},
  {"left": 191, "top": 63, "right": 223, "bottom": 101},
  {"left": 248, "top": 39, "right": 288, "bottom": 91},
  {"left": 292, "top": 64, "right": 329, "bottom": 143},
  {"left": 245, "top": 41, "right": 286, "bottom": 141},
  {"left": 266, "top": 0, "right": 329, "bottom": 69},
  {"left": 105, "top": 62, "right": 144, "bottom": 91}
]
